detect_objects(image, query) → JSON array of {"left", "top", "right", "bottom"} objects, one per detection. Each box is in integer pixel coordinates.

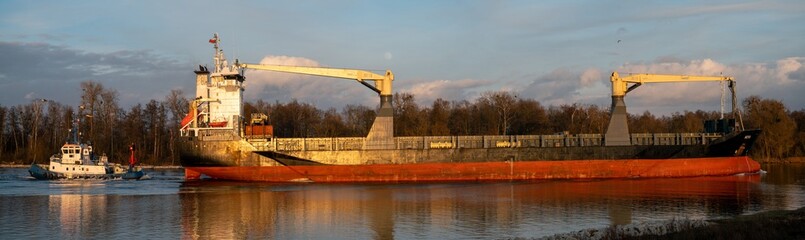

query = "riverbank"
[
  {"left": 539, "top": 207, "right": 805, "bottom": 239},
  {"left": 755, "top": 157, "right": 805, "bottom": 163},
  {"left": 632, "top": 207, "right": 805, "bottom": 240}
]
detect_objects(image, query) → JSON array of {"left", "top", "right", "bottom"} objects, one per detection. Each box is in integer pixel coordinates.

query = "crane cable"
[{"left": 720, "top": 81, "right": 726, "bottom": 120}]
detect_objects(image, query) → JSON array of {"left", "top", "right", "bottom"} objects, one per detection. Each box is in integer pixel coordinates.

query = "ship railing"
[
  {"left": 631, "top": 133, "right": 723, "bottom": 146},
  {"left": 396, "top": 136, "right": 425, "bottom": 149},
  {"left": 196, "top": 128, "right": 240, "bottom": 141},
  {"left": 267, "top": 137, "right": 366, "bottom": 151},
  {"left": 336, "top": 137, "right": 365, "bottom": 150},
  {"left": 253, "top": 132, "right": 724, "bottom": 151},
  {"left": 180, "top": 114, "right": 241, "bottom": 138},
  {"left": 701, "top": 133, "right": 724, "bottom": 144}
]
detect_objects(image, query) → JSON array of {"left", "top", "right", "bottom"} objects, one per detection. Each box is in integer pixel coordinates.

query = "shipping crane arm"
[
  {"left": 235, "top": 61, "right": 394, "bottom": 96},
  {"left": 605, "top": 71, "right": 740, "bottom": 146},
  {"left": 610, "top": 72, "right": 734, "bottom": 97}
]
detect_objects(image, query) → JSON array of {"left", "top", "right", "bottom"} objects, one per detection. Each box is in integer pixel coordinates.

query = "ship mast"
[{"left": 211, "top": 33, "right": 223, "bottom": 73}]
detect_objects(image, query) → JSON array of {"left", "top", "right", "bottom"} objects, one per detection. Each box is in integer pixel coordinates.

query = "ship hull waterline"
[{"left": 183, "top": 156, "right": 760, "bottom": 183}]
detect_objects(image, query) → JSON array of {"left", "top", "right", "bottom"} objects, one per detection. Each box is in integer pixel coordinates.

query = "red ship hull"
[{"left": 184, "top": 156, "right": 760, "bottom": 183}]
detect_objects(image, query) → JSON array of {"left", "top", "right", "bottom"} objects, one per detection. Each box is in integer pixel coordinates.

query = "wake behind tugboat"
[{"left": 28, "top": 120, "right": 145, "bottom": 180}]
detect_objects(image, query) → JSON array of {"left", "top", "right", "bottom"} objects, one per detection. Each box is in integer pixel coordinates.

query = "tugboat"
[{"left": 28, "top": 120, "right": 146, "bottom": 180}]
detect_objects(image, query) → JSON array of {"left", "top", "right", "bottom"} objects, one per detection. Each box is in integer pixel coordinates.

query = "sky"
[{"left": 1, "top": 0, "right": 804, "bottom": 115}]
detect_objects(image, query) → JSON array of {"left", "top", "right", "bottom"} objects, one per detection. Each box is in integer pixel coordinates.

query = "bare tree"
[
  {"left": 479, "top": 91, "right": 517, "bottom": 135},
  {"left": 319, "top": 108, "right": 346, "bottom": 137},
  {"left": 429, "top": 98, "right": 451, "bottom": 136},
  {"left": 448, "top": 100, "right": 472, "bottom": 135},
  {"left": 393, "top": 92, "right": 426, "bottom": 136},
  {"left": 164, "top": 89, "right": 188, "bottom": 164},
  {"left": 80, "top": 81, "right": 104, "bottom": 145},
  {"left": 342, "top": 104, "right": 375, "bottom": 137},
  {"left": 789, "top": 109, "right": 805, "bottom": 157},
  {"left": 122, "top": 104, "right": 145, "bottom": 165},
  {"left": 144, "top": 100, "right": 167, "bottom": 163},
  {"left": 98, "top": 89, "right": 119, "bottom": 159},
  {"left": 743, "top": 96, "right": 796, "bottom": 161},
  {"left": 510, "top": 99, "right": 550, "bottom": 135}
]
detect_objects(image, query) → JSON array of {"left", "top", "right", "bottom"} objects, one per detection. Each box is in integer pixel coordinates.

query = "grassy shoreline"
[
  {"left": 631, "top": 207, "right": 805, "bottom": 240},
  {"left": 539, "top": 207, "right": 805, "bottom": 240}
]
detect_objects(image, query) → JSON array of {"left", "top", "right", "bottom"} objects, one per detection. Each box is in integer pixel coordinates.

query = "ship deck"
[{"left": 239, "top": 132, "right": 725, "bottom": 152}]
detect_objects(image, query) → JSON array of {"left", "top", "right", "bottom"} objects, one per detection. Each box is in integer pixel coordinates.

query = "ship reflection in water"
[
  {"left": 1, "top": 166, "right": 803, "bottom": 239},
  {"left": 177, "top": 173, "right": 786, "bottom": 239}
]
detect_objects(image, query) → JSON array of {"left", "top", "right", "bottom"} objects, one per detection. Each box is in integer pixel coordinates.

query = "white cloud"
[
  {"left": 401, "top": 79, "right": 493, "bottom": 105},
  {"left": 246, "top": 55, "right": 321, "bottom": 86},
  {"left": 776, "top": 57, "right": 804, "bottom": 82},
  {"left": 580, "top": 68, "right": 602, "bottom": 87},
  {"left": 519, "top": 67, "right": 607, "bottom": 106}
]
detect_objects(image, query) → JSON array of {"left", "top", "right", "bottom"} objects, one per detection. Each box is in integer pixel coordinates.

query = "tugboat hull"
[{"left": 28, "top": 164, "right": 146, "bottom": 180}]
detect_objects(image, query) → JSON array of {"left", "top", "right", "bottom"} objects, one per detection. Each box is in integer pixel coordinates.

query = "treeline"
[
  {"left": 0, "top": 81, "right": 189, "bottom": 165},
  {"left": 1, "top": 82, "right": 803, "bottom": 165}
]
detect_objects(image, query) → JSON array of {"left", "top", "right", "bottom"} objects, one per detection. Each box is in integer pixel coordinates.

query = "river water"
[{"left": 1, "top": 164, "right": 803, "bottom": 239}]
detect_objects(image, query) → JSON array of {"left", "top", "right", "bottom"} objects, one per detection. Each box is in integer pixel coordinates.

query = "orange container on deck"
[{"left": 245, "top": 125, "right": 273, "bottom": 137}]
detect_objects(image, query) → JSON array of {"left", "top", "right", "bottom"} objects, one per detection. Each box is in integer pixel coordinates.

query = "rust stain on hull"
[{"left": 185, "top": 156, "right": 760, "bottom": 183}]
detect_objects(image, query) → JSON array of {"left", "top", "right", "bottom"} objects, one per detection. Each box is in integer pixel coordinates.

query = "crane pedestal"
[
  {"left": 605, "top": 96, "right": 631, "bottom": 146},
  {"left": 365, "top": 95, "right": 394, "bottom": 150}
]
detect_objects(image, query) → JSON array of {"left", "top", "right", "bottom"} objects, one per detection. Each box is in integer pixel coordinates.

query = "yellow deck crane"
[
  {"left": 605, "top": 72, "right": 738, "bottom": 146},
  {"left": 235, "top": 60, "right": 395, "bottom": 149}
]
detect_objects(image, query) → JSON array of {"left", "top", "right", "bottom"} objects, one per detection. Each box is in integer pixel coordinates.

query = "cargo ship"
[{"left": 178, "top": 34, "right": 760, "bottom": 182}]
